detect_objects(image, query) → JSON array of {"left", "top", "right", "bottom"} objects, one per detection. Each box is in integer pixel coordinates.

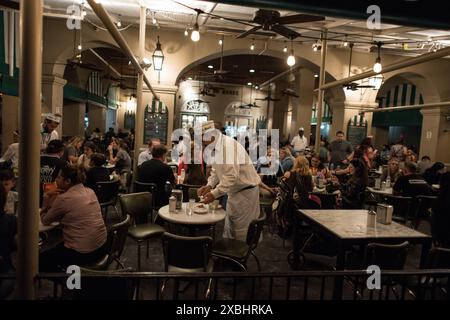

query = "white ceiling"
[{"left": 42, "top": 0, "right": 450, "bottom": 55}]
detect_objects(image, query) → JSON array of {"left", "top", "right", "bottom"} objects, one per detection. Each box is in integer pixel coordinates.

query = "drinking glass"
[{"left": 188, "top": 199, "right": 196, "bottom": 216}]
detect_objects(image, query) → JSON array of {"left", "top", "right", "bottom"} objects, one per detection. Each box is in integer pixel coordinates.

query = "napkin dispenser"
[{"left": 376, "top": 203, "right": 393, "bottom": 225}]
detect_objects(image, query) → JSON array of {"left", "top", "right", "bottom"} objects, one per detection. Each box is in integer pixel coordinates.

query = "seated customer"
[
  {"left": 40, "top": 140, "right": 66, "bottom": 205},
  {"left": 283, "top": 156, "right": 315, "bottom": 207},
  {"left": 138, "top": 145, "right": 175, "bottom": 208},
  {"left": 432, "top": 172, "right": 450, "bottom": 247},
  {"left": 393, "top": 162, "right": 433, "bottom": 198},
  {"left": 0, "top": 170, "right": 17, "bottom": 215},
  {"left": 0, "top": 184, "right": 17, "bottom": 299},
  {"left": 423, "top": 162, "right": 446, "bottom": 185},
  {"left": 85, "top": 153, "right": 111, "bottom": 191},
  {"left": 40, "top": 165, "right": 107, "bottom": 272},
  {"left": 380, "top": 157, "right": 401, "bottom": 184},
  {"left": 333, "top": 159, "right": 368, "bottom": 209},
  {"left": 77, "top": 141, "right": 97, "bottom": 170}
]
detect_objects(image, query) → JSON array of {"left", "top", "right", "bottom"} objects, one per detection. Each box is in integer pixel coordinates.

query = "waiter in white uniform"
[
  {"left": 40, "top": 113, "right": 61, "bottom": 153},
  {"left": 198, "top": 121, "right": 261, "bottom": 241},
  {"left": 290, "top": 127, "right": 308, "bottom": 156}
]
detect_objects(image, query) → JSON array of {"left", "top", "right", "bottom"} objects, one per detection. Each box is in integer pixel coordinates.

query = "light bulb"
[
  {"left": 152, "top": 17, "right": 157, "bottom": 25},
  {"left": 77, "top": 44, "right": 82, "bottom": 51},
  {"left": 249, "top": 69, "right": 255, "bottom": 73},
  {"left": 287, "top": 51, "right": 295, "bottom": 66},
  {"left": 191, "top": 24, "right": 200, "bottom": 42},
  {"left": 250, "top": 44, "right": 254, "bottom": 51},
  {"left": 283, "top": 46, "right": 288, "bottom": 53},
  {"left": 116, "top": 21, "right": 121, "bottom": 28},
  {"left": 219, "top": 39, "right": 223, "bottom": 45},
  {"left": 82, "top": 10, "right": 87, "bottom": 17},
  {"left": 184, "top": 29, "right": 188, "bottom": 36},
  {"left": 343, "top": 41, "right": 348, "bottom": 47},
  {"left": 247, "top": 82, "right": 252, "bottom": 86},
  {"left": 373, "top": 56, "right": 382, "bottom": 73},
  {"left": 313, "top": 45, "right": 318, "bottom": 52}
]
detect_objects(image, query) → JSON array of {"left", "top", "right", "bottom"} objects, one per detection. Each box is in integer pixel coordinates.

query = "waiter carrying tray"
[{"left": 197, "top": 121, "right": 261, "bottom": 241}]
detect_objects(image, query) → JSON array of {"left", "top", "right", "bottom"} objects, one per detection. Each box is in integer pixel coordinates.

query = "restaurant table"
[
  {"left": 39, "top": 219, "right": 63, "bottom": 253},
  {"left": 292, "top": 209, "right": 432, "bottom": 299},
  {"left": 158, "top": 203, "right": 226, "bottom": 237},
  {"left": 367, "top": 186, "right": 393, "bottom": 196}
]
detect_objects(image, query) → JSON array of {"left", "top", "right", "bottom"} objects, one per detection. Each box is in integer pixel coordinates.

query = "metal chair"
[
  {"left": 351, "top": 241, "right": 409, "bottom": 299},
  {"left": 134, "top": 181, "right": 158, "bottom": 221},
  {"left": 385, "top": 195, "right": 413, "bottom": 226},
  {"left": 160, "top": 232, "right": 214, "bottom": 299},
  {"left": 96, "top": 179, "right": 120, "bottom": 221},
  {"left": 119, "top": 192, "right": 165, "bottom": 271},
  {"left": 212, "top": 213, "right": 266, "bottom": 272},
  {"left": 412, "top": 195, "right": 437, "bottom": 229},
  {"left": 82, "top": 215, "right": 131, "bottom": 271},
  {"left": 310, "top": 192, "right": 338, "bottom": 209}
]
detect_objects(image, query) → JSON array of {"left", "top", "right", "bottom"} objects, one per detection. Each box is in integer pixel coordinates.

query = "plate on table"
[{"left": 193, "top": 204, "right": 209, "bottom": 214}]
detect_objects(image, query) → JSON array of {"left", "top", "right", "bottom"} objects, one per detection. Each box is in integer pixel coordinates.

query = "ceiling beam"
[
  {"left": 0, "top": 0, "right": 19, "bottom": 11},
  {"left": 324, "top": 19, "right": 353, "bottom": 29},
  {"left": 319, "top": 46, "right": 450, "bottom": 91},
  {"left": 88, "top": 48, "right": 122, "bottom": 77}
]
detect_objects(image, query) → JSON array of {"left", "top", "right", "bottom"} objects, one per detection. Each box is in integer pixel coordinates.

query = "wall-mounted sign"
[{"left": 347, "top": 115, "right": 368, "bottom": 147}]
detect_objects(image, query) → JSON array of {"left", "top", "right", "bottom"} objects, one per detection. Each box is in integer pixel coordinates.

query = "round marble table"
[
  {"left": 367, "top": 186, "right": 393, "bottom": 195},
  {"left": 158, "top": 203, "right": 226, "bottom": 226}
]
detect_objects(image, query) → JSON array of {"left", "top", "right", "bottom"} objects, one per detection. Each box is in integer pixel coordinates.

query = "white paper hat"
[{"left": 45, "top": 113, "right": 61, "bottom": 123}]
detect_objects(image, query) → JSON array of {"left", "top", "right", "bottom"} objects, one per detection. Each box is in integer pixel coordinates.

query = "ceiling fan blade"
[
  {"left": 270, "top": 24, "right": 301, "bottom": 39},
  {"left": 207, "top": 12, "right": 256, "bottom": 27},
  {"left": 276, "top": 14, "right": 325, "bottom": 25},
  {"left": 236, "top": 26, "right": 262, "bottom": 39}
]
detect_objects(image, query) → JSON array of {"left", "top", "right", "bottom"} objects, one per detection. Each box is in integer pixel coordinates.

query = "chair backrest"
[
  {"left": 310, "top": 192, "right": 337, "bottom": 209},
  {"left": 119, "top": 192, "right": 153, "bottom": 225},
  {"left": 246, "top": 213, "right": 267, "bottom": 251},
  {"left": 177, "top": 184, "right": 202, "bottom": 202},
  {"left": 96, "top": 179, "right": 120, "bottom": 204},
  {"left": 426, "top": 247, "right": 450, "bottom": 269},
  {"left": 364, "top": 241, "right": 409, "bottom": 270},
  {"left": 134, "top": 181, "right": 157, "bottom": 194},
  {"left": 73, "top": 268, "right": 136, "bottom": 300},
  {"left": 414, "top": 195, "right": 437, "bottom": 219},
  {"left": 385, "top": 195, "right": 413, "bottom": 219},
  {"left": 162, "top": 232, "right": 212, "bottom": 271},
  {"left": 105, "top": 215, "right": 131, "bottom": 265}
]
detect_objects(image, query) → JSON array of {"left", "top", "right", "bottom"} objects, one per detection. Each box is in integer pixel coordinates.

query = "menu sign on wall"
[{"left": 347, "top": 115, "right": 368, "bottom": 147}]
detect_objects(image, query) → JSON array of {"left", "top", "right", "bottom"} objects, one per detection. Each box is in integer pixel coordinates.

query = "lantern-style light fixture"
[{"left": 152, "top": 36, "right": 164, "bottom": 71}]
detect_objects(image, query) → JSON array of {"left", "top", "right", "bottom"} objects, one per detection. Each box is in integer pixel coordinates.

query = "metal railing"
[{"left": 2, "top": 269, "right": 448, "bottom": 300}]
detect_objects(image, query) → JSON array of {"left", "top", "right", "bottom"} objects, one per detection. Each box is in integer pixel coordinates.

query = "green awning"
[{"left": 372, "top": 110, "right": 423, "bottom": 127}]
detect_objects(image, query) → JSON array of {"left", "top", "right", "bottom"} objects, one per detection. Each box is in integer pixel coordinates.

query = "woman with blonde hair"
[
  {"left": 283, "top": 156, "right": 314, "bottom": 197},
  {"left": 65, "top": 136, "right": 84, "bottom": 164}
]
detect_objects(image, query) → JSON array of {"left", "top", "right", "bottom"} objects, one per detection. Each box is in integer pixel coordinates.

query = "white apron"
[{"left": 223, "top": 186, "right": 260, "bottom": 241}]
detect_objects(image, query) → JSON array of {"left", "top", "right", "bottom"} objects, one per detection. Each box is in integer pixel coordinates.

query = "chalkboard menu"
[
  {"left": 347, "top": 115, "right": 368, "bottom": 147},
  {"left": 144, "top": 100, "right": 168, "bottom": 144}
]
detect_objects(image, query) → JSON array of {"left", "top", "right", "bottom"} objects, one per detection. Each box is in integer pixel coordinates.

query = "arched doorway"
[{"left": 374, "top": 76, "right": 429, "bottom": 152}]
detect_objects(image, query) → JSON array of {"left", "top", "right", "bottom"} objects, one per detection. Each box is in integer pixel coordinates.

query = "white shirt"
[
  {"left": 207, "top": 134, "right": 261, "bottom": 198},
  {"left": 291, "top": 135, "right": 308, "bottom": 151},
  {"left": 138, "top": 149, "right": 152, "bottom": 167},
  {"left": 40, "top": 123, "right": 59, "bottom": 151},
  {"left": 0, "top": 143, "right": 19, "bottom": 169}
]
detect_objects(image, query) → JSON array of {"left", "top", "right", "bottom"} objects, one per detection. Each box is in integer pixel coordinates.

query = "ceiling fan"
[
  {"left": 344, "top": 82, "right": 375, "bottom": 91},
  {"left": 281, "top": 88, "right": 300, "bottom": 98},
  {"left": 239, "top": 102, "right": 261, "bottom": 109},
  {"left": 66, "top": 57, "right": 102, "bottom": 72},
  {"left": 255, "top": 95, "right": 281, "bottom": 102},
  {"left": 236, "top": 9, "right": 325, "bottom": 40}
]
